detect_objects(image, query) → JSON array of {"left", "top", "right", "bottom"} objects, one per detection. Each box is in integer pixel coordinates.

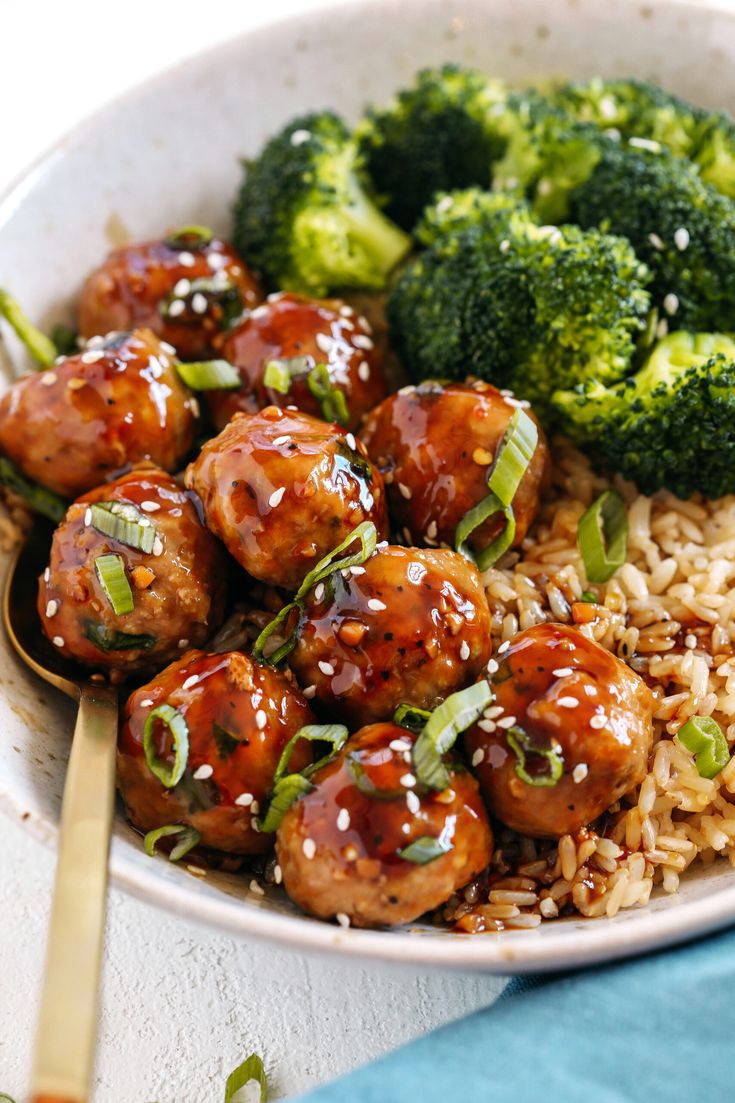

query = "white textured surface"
[{"left": 0, "top": 3, "right": 505, "bottom": 1099}]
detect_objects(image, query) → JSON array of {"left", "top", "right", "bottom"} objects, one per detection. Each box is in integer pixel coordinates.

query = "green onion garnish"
[
  {"left": 144, "top": 823, "right": 201, "bottom": 862},
  {"left": 0, "top": 456, "right": 68, "bottom": 522},
  {"left": 272, "top": 723, "right": 349, "bottom": 786},
  {"left": 577, "top": 489, "right": 628, "bottom": 583},
  {"left": 164, "top": 225, "right": 214, "bottom": 250},
  {"left": 397, "top": 834, "right": 453, "bottom": 864},
  {"left": 455, "top": 408, "right": 537, "bottom": 571},
  {"left": 253, "top": 520, "right": 377, "bottom": 665},
  {"left": 90, "top": 500, "right": 157, "bottom": 553},
  {"left": 175, "top": 359, "right": 241, "bottom": 390},
  {"left": 393, "top": 703, "right": 432, "bottom": 733},
  {"left": 306, "top": 363, "right": 350, "bottom": 426},
  {"left": 224, "top": 1053, "right": 268, "bottom": 1103},
  {"left": 143, "top": 704, "right": 190, "bottom": 788},
  {"left": 263, "top": 356, "right": 311, "bottom": 393},
  {"left": 83, "top": 623, "right": 157, "bottom": 653},
  {"left": 257, "top": 723, "right": 350, "bottom": 832},
  {"left": 51, "top": 322, "right": 79, "bottom": 356},
  {"left": 94, "top": 554, "right": 134, "bottom": 616},
  {"left": 258, "top": 774, "right": 314, "bottom": 834},
  {"left": 413, "top": 681, "right": 494, "bottom": 791},
  {"left": 0, "top": 1093, "right": 17, "bottom": 1103},
  {"left": 580, "top": 590, "right": 598, "bottom": 603},
  {"left": 0, "top": 288, "right": 57, "bottom": 368},
  {"left": 506, "top": 725, "right": 564, "bottom": 788},
  {"left": 677, "top": 715, "right": 730, "bottom": 779}
]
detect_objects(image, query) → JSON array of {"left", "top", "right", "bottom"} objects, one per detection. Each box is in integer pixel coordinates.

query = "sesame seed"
[
  {"left": 656, "top": 317, "right": 669, "bottom": 339},
  {"left": 191, "top": 292, "right": 208, "bottom": 314},
  {"left": 290, "top": 128, "right": 312, "bottom": 145},
  {"left": 663, "top": 292, "right": 679, "bottom": 316},
  {"left": 471, "top": 748, "right": 484, "bottom": 767},
  {"left": 472, "top": 447, "right": 494, "bottom": 466},
  {"left": 193, "top": 764, "right": 213, "bottom": 780},
  {"left": 272, "top": 435, "right": 290, "bottom": 446},
  {"left": 685, "top": 633, "right": 697, "bottom": 649},
  {"left": 52, "top": 636, "right": 64, "bottom": 647},
  {"left": 315, "top": 332, "right": 332, "bottom": 354},
  {"left": 367, "top": 598, "right": 386, "bottom": 612},
  {"left": 352, "top": 334, "right": 373, "bottom": 350},
  {"left": 318, "top": 660, "right": 335, "bottom": 676},
  {"left": 268, "top": 486, "right": 285, "bottom": 508},
  {"left": 178, "top": 638, "right": 189, "bottom": 648},
  {"left": 235, "top": 793, "right": 254, "bottom": 806},
  {"left": 487, "top": 659, "right": 499, "bottom": 675},
  {"left": 152, "top": 536, "right": 164, "bottom": 557},
  {"left": 400, "top": 773, "right": 417, "bottom": 788},
  {"left": 45, "top": 600, "right": 58, "bottom": 618},
  {"left": 139, "top": 501, "right": 161, "bottom": 515},
  {"left": 274, "top": 863, "right": 283, "bottom": 884},
  {"left": 647, "top": 232, "right": 665, "bottom": 251},
  {"left": 497, "top": 715, "right": 517, "bottom": 729},
  {"left": 558, "top": 696, "right": 579, "bottom": 708},
  {"left": 303, "top": 684, "right": 317, "bottom": 699},
  {"left": 81, "top": 349, "right": 104, "bottom": 364},
  {"left": 406, "top": 790, "right": 420, "bottom": 814},
  {"left": 314, "top": 582, "right": 325, "bottom": 602},
  {"left": 41, "top": 372, "right": 57, "bottom": 386},
  {"left": 426, "top": 521, "right": 438, "bottom": 540},
  {"left": 350, "top": 565, "right": 365, "bottom": 576},
  {"left": 346, "top": 432, "right": 356, "bottom": 451},
  {"left": 589, "top": 714, "right": 607, "bottom": 729},
  {"left": 43, "top": 568, "right": 50, "bottom": 583},
  {"left": 250, "top": 800, "right": 260, "bottom": 815},
  {"left": 178, "top": 251, "right": 196, "bottom": 267},
  {"left": 398, "top": 483, "right": 412, "bottom": 500},
  {"left": 140, "top": 699, "right": 154, "bottom": 708},
  {"left": 303, "top": 838, "right": 316, "bottom": 859},
  {"left": 182, "top": 674, "right": 199, "bottom": 690},
  {"left": 357, "top": 361, "right": 371, "bottom": 382},
  {"left": 160, "top": 341, "right": 177, "bottom": 355},
  {"left": 167, "top": 299, "right": 186, "bottom": 317},
  {"left": 552, "top": 667, "right": 573, "bottom": 677},
  {"left": 573, "top": 763, "right": 589, "bottom": 784},
  {"left": 674, "top": 227, "right": 690, "bottom": 251},
  {"left": 337, "top": 808, "right": 350, "bottom": 831},
  {"left": 499, "top": 239, "right": 510, "bottom": 253},
  {"left": 255, "top": 709, "right": 267, "bottom": 730},
  {"left": 336, "top": 912, "right": 351, "bottom": 928},
  {"left": 497, "top": 640, "right": 510, "bottom": 654},
  {"left": 250, "top": 879, "right": 265, "bottom": 897},
  {"left": 208, "top": 253, "right": 227, "bottom": 271},
  {"left": 173, "top": 278, "right": 191, "bottom": 297},
  {"left": 478, "top": 719, "right": 496, "bottom": 733},
  {"left": 458, "top": 641, "right": 471, "bottom": 662}
]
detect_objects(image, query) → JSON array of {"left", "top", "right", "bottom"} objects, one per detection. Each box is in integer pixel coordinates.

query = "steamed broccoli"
[
  {"left": 357, "top": 65, "right": 537, "bottom": 230},
  {"left": 232, "top": 111, "right": 411, "bottom": 296},
  {"left": 569, "top": 143, "right": 735, "bottom": 332},
  {"left": 415, "top": 187, "right": 533, "bottom": 247},
  {"left": 553, "top": 331, "right": 735, "bottom": 498},
  {"left": 386, "top": 214, "right": 651, "bottom": 415}
]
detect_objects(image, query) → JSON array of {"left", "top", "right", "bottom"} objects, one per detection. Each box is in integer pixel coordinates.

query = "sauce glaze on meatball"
[
  {"left": 464, "top": 623, "right": 655, "bottom": 838},
  {"left": 118, "top": 650, "right": 313, "bottom": 854},
  {"left": 206, "top": 292, "right": 388, "bottom": 430},
  {"left": 78, "top": 233, "right": 262, "bottom": 360},
  {"left": 38, "top": 465, "right": 226, "bottom": 676},
  {"left": 276, "top": 721, "right": 493, "bottom": 926},
  {"left": 0, "top": 328, "right": 197, "bottom": 498},
  {"left": 361, "top": 379, "right": 550, "bottom": 551},
  {"left": 186, "top": 406, "right": 387, "bottom": 591},
  {"left": 289, "top": 545, "right": 492, "bottom": 725}
]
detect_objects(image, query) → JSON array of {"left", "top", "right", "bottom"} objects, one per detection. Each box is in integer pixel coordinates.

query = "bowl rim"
[{"left": 3, "top": 0, "right": 735, "bottom": 973}]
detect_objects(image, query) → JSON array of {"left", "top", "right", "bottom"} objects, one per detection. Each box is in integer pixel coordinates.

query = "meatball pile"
[{"left": 0, "top": 224, "right": 657, "bottom": 933}]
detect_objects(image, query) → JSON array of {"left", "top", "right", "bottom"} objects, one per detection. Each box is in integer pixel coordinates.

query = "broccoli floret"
[
  {"left": 386, "top": 215, "right": 651, "bottom": 416},
  {"left": 357, "top": 65, "right": 534, "bottom": 230},
  {"left": 553, "top": 331, "right": 735, "bottom": 498},
  {"left": 415, "top": 187, "right": 533, "bottom": 247},
  {"left": 232, "top": 111, "right": 411, "bottom": 296},
  {"left": 569, "top": 143, "right": 735, "bottom": 332}
]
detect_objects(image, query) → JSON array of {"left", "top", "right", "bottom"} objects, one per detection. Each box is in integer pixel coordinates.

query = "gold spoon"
[{"left": 3, "top": 521, "right": 118, "bottom": 1103}]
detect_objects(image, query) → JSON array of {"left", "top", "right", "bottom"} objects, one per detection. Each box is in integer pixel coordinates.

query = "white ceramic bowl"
[{"left": 3, "top": 0, "right": 735, "bottom": 973}]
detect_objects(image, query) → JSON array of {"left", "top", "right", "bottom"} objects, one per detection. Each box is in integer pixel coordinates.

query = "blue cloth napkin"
[{"left": 295, "top": 924, "right": 733, "bottom": 1103}]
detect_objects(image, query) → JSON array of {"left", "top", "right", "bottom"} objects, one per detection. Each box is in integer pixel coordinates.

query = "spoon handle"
[{"left": 29, "top": 685, "right": 118, "bottom": 1103}]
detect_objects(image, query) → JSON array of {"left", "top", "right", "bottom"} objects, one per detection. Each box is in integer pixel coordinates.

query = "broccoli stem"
[
  {"left": 342, "top": 179, "right": 411, "bottom": 279},
  {"left": 0, "top": 289, "right": 57, "bottom": 368}
]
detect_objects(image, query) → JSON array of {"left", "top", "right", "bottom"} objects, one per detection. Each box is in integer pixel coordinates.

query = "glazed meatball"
[
  {"left": 361, "top": 379, "right": 550, "bottom": 551},
  {"left": 289, "top": 545, "right": 492, "bottom": 725},
  {"left": 0, "top": 329, "right": 197, "bottom": 498},
  {"left": 464, "top": 623, "right": 655, "bottom": 838},
  {"left": 276, "top": 722, "right": 493, "bottom": 927},
  {"left": 118, "top": 650, "right": 314, "bottom": 854},
  {"left": 78, "top": 231, "right": 262, "bottom": 360},
  {"left": 38, "top": 466, "right": 226, "bottom": 676},
  {"left": 186, "top": 406, "right": 387, "bottom": 591},
  {"left": 206, "top": 292, "right": 388, "bottom": 431}
]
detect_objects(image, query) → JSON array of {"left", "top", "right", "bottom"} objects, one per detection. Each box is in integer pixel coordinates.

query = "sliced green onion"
[
  {"left": 253, "top": 521, "right": 377, "bottom": 666},
  {"left": 577, "top": 490, "right": 628, "bottom": 583},
  {"left": 346, "top": 752, "right": 409, "bottom": 800},
  {"left": 144, "top": 824, "right": 201, "bottom": 862},
  {"left": 90, "top": 500, "right": 157, "bottom": 553},
  {"left": 95, "top": 554, "right": 134, "bottom": 615},
  {"left": 580, "top": 590, "right": 598, "bottom": 602},
  {"left": 258, "top": 774, "right": 314, "bottom": 833},
  {"left": 84, "top": 623, "right": 157, "bottom": 653},
  {"left": 51, "top": 322, "right": 79, "bottom": 356},
  {"left": 176, "top": 359, "right": 241, "bottom": 390},
  {"left": 677, "top": 715, "right": 730, "bottom": 779},
  {"left": 273, "top": 723, "right": 349, "bottom": 786},
  {"left": 397, "top": 834, "right": 453, "bottom": 864},
  {"left": 506, "top": 725, "right": 564, "bottom": 788},
  {"left": 143, "top": 704, "right": 190, "bottom": 788},
  {"left": 413, "top": 681, "right": 493, "bottom": 790},
  {"left": 263, "top": 356, "right": 310, "bottom": 393},
  {"left": 455, "top": 408, "right": 537, "bottom": 570},
  {"left": 0, "top": 288, "right": 57, "bottom": 367},
  {"left": 0, "top": 1093, "right": 17, "bottom": 1102},
  {"left": 307, "top": 363, "right": 350, "bottom": 426},
  {"left": 161, "top": 276, "right": 242, "bottom": 327},
  {"left": 224, "top": 1053, "right": 268, "bottom": 1103},
  {"left": 0, "top": 456, "right": 67, "bottom": 522},
  {"left": 164, "top": 225, "right": 214, "bottom": 250},
  {"left": 393, "top": 703, "right": 432, "bottom": 733}
]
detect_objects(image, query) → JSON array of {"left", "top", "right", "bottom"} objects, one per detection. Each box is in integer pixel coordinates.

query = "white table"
[{"left": 0, "top": 3, "right": 505, "bottom": 1098}]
